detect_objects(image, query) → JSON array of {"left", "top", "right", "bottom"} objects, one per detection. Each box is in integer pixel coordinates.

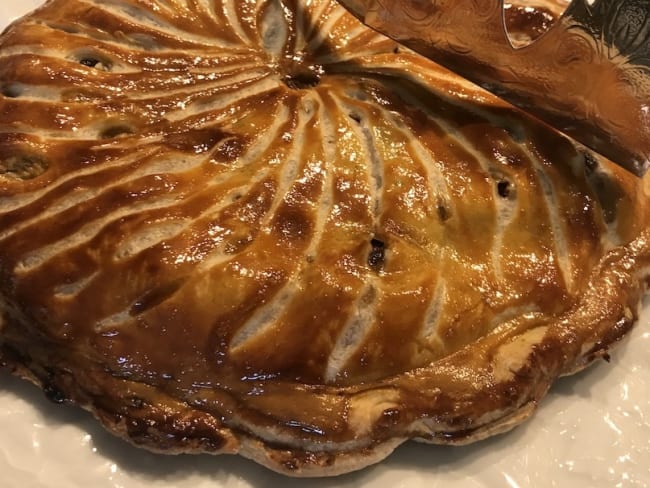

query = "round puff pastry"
[{"left": 1, "top": 0, "right": 649, "bottom": 477}]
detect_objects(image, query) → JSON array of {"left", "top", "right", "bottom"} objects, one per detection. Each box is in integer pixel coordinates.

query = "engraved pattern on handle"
[{"left": 339, "top": 0, "right": 650, "bottom": 176}]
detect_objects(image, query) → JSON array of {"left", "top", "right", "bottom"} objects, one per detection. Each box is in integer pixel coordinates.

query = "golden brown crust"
[{"left": 1, "top": 0, "right": 649, "bottom": 477}]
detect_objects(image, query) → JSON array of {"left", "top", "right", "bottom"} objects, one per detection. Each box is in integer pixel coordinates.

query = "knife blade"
[{"left": 337, "top": 0, "right": 650, "bottom": 176}]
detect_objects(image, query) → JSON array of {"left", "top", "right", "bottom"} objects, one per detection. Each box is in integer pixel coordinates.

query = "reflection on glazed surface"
[{"left": 338, "top": 0, "right": 650, "bottom": 176}]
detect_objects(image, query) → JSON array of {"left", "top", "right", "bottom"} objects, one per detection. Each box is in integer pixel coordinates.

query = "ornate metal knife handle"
[{"left": 338, "top": 0, "right": 650, "bottom": 176}]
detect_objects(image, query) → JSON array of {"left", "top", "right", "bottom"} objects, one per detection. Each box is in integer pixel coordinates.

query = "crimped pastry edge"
[{"left": 1, "top": 232, "right": 647, "bottom": 477}]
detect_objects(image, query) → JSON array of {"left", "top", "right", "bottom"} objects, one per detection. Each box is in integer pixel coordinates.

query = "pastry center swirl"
[{"left": 0, "top": 0, "right": 628, "bottom": 388}]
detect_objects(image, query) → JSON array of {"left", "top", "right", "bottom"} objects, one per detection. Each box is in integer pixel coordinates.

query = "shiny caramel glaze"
[{"left": 1, "top": 0, "right": 649, "bottom": 477}]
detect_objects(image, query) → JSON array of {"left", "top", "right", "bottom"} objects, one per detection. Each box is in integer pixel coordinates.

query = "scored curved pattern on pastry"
[{"left": 0, "top": 0, "right": 649, "bottom": 477}]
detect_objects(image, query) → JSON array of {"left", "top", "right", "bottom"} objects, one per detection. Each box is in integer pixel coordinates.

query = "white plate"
[{"left": 1, "top": 2, "right": 650, "bottom": 486}]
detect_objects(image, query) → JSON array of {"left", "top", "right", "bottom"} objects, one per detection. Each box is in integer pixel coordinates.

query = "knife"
[{"left": 336, "top": 0, "right": 650, "bottom": 176}]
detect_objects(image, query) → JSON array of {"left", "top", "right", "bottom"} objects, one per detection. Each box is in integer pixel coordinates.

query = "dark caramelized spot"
[
  {"left": 43, "top": 383, "right": 67, "bottom": 404},
  {"left": 368, "top": 238, "right": 386, "bottom": 271},
  {"left": 213, "top": 135, "right": 248, "bottom": 162},
  {"left": 497, "top": 179, "right": 514, "bottom": 199},
  {"left": 45, "top": 22, "right": 79, "bottom": 34},
  {"left": 1, "top": 83, "right": 23, "bottom": 98},
  {"left": 587, "top": 169, "right": 624, "bottom": 224},
  {"left": 349, "top": 112, "right": 362, "bottom": 124},
  {"left": 437, "top": 203, "right": 451, "bottom": 222},
  {"left": 79, "top": 57, "right": 100, "bottom": 67},
  {"left": 130, "top": 278, "right": 186, "bottom": 316},
  {"left": 583, "top": 151, "right": 599, "bottom": 175},
  {"left": 100, "top": 124, "right": 135, "bottom": 139},
  {"left": 0, "top": 154, "right": 48, "bottom": 180},
  {"left": 72, "top": 49, "right": 113, "bottom": 71},
  {"left": 125, "top": 417, "right": 150, "bottom": 438},
  {"left": 283, "top": 70, "right": 321, "bottom": 89},
  {"left": 272, "top": 207, "right": 312, "bottom": 245},
  {"left": 378, "top": 407, "right": 401, "bottom": 428},
  {"left": 165, "top": 128, "right": 230, "bottom": 154},
  {"left": 128, "top": 397, "right": 146, "bottom": 409},
  {"left": 281, "top": 57, "right": 323, "bottom": 90}
]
